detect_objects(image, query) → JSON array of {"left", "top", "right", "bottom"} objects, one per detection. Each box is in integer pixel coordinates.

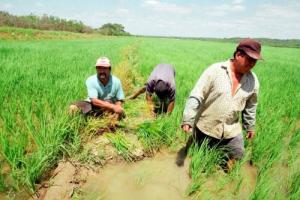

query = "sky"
[{"left": 1, "top": 0, "right": 300, "bottom": 39}]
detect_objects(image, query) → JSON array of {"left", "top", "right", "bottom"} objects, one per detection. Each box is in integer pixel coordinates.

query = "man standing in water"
[
  {"left": 70, "top": 57, "right": 125, "bottom": 119},
  {"left": 177, "top": 39, "right": 262, "bottom": 170}
]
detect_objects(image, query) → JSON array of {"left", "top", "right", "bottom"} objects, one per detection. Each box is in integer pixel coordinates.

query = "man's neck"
[{"left": 230, "top": 60, "right": 244, "bottom": 77}]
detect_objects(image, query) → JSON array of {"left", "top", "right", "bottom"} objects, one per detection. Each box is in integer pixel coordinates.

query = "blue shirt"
[{"left": 86, "top": 74, "right": 125, "bottom": 103}]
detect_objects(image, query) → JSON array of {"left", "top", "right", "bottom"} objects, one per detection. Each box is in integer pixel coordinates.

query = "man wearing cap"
[
  {"left": 70, "top": 57, "right": 125, "bottom": 118},
  {"left": 176, "top": 39, "right": 262, "bottom": 170},
  {"left": 129, "top": 64, "right": 176, "bottom": 115}
]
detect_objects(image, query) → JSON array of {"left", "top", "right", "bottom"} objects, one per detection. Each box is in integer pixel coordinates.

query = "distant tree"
[{"left": 97, "top": 23, "right": 130, "bottom": 36}]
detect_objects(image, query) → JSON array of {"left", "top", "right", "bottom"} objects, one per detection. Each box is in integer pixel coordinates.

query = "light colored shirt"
[
  {"left": 146, "top": 64, "right": 176, "bottom": 101},
  {"left": 182, "top": 60, "right": 259, "bottom": 139},
  {"left": 86, "top": 74, "right": 125, "bottom": 103}
]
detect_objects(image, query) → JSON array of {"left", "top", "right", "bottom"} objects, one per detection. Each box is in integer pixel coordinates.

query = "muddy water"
[{"left": 81, "top": 152, "right": 191, "bottom": 200}]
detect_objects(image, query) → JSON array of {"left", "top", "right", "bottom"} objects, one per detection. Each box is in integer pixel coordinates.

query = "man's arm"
[
  {"left": 166, "top": 86, "right": 176, "bottom": 114},
  {"left": 167, "top": 101, "right": 175, "bottom": 113},
  {"left": 182, "top": 98, "right": 200, "bottom": 132},
  {"left": 242, "top": 91, "right": 258, "bottom": 139},
  {"left": 128, "top": 87, "right": 146, "bottom": 99},
  {"left": 146, "top": 93, "right": 155, "bottom": 115},
  {"left": 181, "top": 68, "right": 212, "bottom": 133},
  {"left": 91, "top": 98, "right": 123, "bottom": 114}
]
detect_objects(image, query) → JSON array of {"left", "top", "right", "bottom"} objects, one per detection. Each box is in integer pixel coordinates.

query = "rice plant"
[
  {"left": 186, "top": 141, "right": 224, "bottom": 196},
  {"left": 105, "top": 132, "right": 135, "bottom": 162}
]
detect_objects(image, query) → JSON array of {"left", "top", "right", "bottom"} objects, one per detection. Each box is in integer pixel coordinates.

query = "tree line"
[{"left": 0, "top": 11, "right": 130, "bottom": 36}]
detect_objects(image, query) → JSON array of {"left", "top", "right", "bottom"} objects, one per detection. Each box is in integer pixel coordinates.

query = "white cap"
[{"left": 95, "top": 57, "right": 111, "bottom": 67}]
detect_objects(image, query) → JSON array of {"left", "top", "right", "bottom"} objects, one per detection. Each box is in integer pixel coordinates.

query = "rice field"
[{"left": 0, "top": 32, "right": 299, "bottom": 199}]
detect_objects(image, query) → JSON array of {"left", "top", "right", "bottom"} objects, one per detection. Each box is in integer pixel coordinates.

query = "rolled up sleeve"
[{"left": 146, "top": 79, "right": 155, "bottom": 95}]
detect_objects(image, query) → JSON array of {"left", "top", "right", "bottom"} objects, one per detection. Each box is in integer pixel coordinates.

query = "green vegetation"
[
  {"left": 0, "top": 34, "right": 299, "bottom": 199},
  {"left": 0, "top": 26, "right": 101, "bottom": 40},
  {"left": 0, "top": 11, "right": 131, "bottom": 36},
  {"left": 186, "top": 142, "right": 224, "bottom": 196},
  {"left": 137, "top": 117, "right": 177, "bottom": 153},
  {"left": 106, "top": 133, "right": 135, "bottom": 162},
  {"left": 0, "top": 11, "right": 92, "bottom": 33},
  {"left": 97, "top": 23, "right": 130, "bottom": 36}
]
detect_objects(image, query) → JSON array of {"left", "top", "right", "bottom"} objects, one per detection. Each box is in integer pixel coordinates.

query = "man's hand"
[
  {"left": 246, "top": 130, "right": 255, "bottom": 139},
  {"left": 182, "top": 124, "right": 192, "bottom": 133},
  {"left": 112, "top": 104, "right": 123, "bottom": 114}
]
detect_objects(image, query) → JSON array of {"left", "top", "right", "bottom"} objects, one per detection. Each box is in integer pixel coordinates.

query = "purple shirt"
[{"left": 146, "top": 64, "right": 176, "bottom": 102}]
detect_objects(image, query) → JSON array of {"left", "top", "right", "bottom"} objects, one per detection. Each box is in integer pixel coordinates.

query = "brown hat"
[{"left": 237, "top": 39, "right": 262, "bottom": 60}]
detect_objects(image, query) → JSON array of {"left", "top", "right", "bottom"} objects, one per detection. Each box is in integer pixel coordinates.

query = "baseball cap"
[
  {"left": 95, "top": 57, "right": 111, "bottom": 67},
  {"left": 237, "top": 39, "right": 262, "bottom": 60}
]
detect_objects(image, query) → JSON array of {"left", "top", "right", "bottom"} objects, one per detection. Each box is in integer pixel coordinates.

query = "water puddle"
[{"left": 80, "top": 152, "right": 191, "bottom": 200}]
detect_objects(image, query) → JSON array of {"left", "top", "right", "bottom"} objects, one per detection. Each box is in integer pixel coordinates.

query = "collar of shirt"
[{"left": 221, "top": 60, "right": 251, "bottom": 96}]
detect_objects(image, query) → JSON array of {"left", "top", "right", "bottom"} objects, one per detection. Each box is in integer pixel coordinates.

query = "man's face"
[
  {"left": 235, "top": 52, "right": 257, "bottom": 74},
  {"left": 96, "top": 66, "right": 111, "bottom": 83}
]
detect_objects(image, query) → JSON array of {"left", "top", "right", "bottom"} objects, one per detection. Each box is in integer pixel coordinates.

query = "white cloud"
[
  {"left": 144, "top": 0, "right": 160, "bottom": 6},
  {"left": 115, "top": 8, "right": 130, "bottom": 17},
  {"left": 232, "top": 0, "right": 244, "bottom": 5},
  {"left": 35, "top": 2, "right": 44, "bottom": 8},
  {"left": 142, "top": 0, "right": 192, "bottom": 14},
  {"left": 0, "top": 3, "right": 13, "bottom": 10},
  {"left": 256, "top": 4, "right": 299, "bottom": 19},
  {"left": 190, "top": 2, "right": 300, "bottom": 39},
  {"left": 197, "top": 1, "right": 245, "bottom": 17},
  {"left": 246, "top": 3, "right": 300, "bottom": 39}
]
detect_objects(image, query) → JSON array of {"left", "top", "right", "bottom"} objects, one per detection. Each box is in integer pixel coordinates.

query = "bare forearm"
[
  {"left": 131, "top": 87, "right": 146, "bottom": 99},
  {"left": 167, "top": 101, "right": 175, "bottom": 113},
  {"left": 91, "top": 98, "right": 114, "bottom": 111},
  {"left": 146, "top": 94, "right": 153, "bottom": 105},
  {"left": 146, "top": 94, "right": 154, "bottom": 113},
  {"left": 91, "top": 99, "right": 124, "bottom": 114}
]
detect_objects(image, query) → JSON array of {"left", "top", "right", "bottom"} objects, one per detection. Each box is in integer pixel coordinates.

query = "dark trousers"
[{"left": 185, "top": 127, "right": 244, "bottom": 160}]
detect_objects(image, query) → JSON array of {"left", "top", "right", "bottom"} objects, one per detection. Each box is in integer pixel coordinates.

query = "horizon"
[{"left": 1, "top": 0, "right": 300, "bottom": 40}]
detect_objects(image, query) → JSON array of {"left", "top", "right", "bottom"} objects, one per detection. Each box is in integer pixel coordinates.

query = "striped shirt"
[{"left": 182, "top": 60, "right": 259, "bottom": 139}]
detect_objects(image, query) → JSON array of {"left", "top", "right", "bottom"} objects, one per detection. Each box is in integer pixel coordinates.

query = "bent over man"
[{"left": 129, "top": 63, "right": 176, "bottom": 115}]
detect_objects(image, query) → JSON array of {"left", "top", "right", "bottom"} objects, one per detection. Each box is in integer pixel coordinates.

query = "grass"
[
  {"left": 137, "top": 116, "right": 177, "bottom": 153},
  {"left": 0, "top": 34, "right": 299, "bottom": 199},
  {"left": 105, "top": 132, "right": 135, "bottom": 162},
  {"left": 186, "top": 141, "right": 224, "bottom": 196}
]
